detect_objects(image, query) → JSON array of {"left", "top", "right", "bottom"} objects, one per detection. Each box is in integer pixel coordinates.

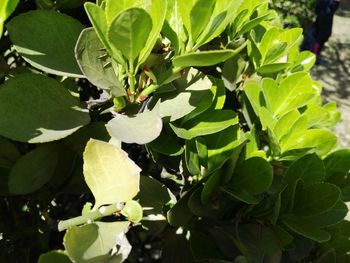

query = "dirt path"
[{"left": 311, "top": 1, "right": 350, "bottom": 147}]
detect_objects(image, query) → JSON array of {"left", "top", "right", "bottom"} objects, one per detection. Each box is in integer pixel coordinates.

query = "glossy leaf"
[
  {"left": 170, "top": 110, "right": 238, "bottom": 140},
  {"left": 75, "top": 28, "right": 124, "bottom": 96},
  {"left": 8, "top": 143, "right": 59, "bottom": 195},
  {"left": 83, "top": 139, "right": 141, "bottom": 208},
  {"left": 7, "top": 10, "right": 84, "bottom": 77},
  {"left": 107, "top": 8, "right": 152, "bottom": 63},
  {"left": 280, "top": 129, "right": 337, "bottom": 156},
  {"left": 154, "top": 69, "right": 213, "bottom": 121},
  {"left": 173, "top": 47, "right": 246, "bottom": 68},
  {"left": 106, "top": 105, "right": 163, "bottom": 144},
  {"left": 64, "top": 221, "right": 130, "bottom": 263},
  {"left": 0, "top": 73, "right": 90, "bottom": 143}
]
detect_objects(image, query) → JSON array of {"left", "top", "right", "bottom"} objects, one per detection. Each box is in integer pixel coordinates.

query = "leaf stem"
[{"left": 58, "top": 204, "right": 119, "bottom": 232}]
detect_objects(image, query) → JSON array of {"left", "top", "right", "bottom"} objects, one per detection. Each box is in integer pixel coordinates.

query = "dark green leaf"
[
  {"left": 7, "top": 10, "right": 84, "bottom": 77},
  {"left": 8, "top": 143, "right": 59, "bottom": 195},
  {"left": 0, "top": 73, "right": 90, "bottom": 143}
]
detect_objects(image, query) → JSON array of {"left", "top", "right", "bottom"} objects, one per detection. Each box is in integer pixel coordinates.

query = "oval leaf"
[
  {"left": 8, "top": 144, "right": 59, "bottom": 195},
  {"left": 106, "top": 106, "right": 163, "bottom": 144},
  {"left": 107, "top": 8, "right": 152, "bottom": 63},
  {"left": 83, "top": 139, "right": 141, "bottom": 208},
  {"left": 75, "top": 28, "right": 125, "bottom": 96},
  {"left": 38, "top": 250, "right": 71, "bottom": 263},
  {"left": 0, "top": 73, "right": 90, "bottom": 143},
  {"left": 7, "top": 10, "right": 84, "bottom": 77}
]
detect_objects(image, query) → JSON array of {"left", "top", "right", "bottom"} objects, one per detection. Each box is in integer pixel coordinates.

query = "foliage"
[{"left": 0, "top": 0, "right": 349, "bottom": 262}]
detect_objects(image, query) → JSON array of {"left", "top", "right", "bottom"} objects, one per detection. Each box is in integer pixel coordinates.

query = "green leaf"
[
  {"left": 75, "top": 28, "right": 124, "bottom": 96},
  {"left": 293, "top": 183, "right": 341, "bottom": 216},
  {"left": 83, "top": 139, "right": 141, "bottom": 208},
  {"left": 280, "top": 129, "right": 337, "bottom": 156},
  {"left": 0, "top": 0, "right": 19, "bottom": 37},
  {"left": 229, "top": 157, "right": 273, "bottom": 195},
  {"left": 282, "top": 215, "right": 331, "bottom": 242},
  {"left": 170, "top": 110, "right": 238, "bottom": 140},
  {"left": 0, "top": 136, "right": 20, "bottom": 169},
  {"left": 257, "top": 63, "right": 291, "bottom": 75},
  {"left": 154, "top": 69, "right": 213, "bottom": 121},
  {"left": 64, "top": 221, "right": 130, "bottom": 263},
  {"left": 185, "top": 139, "right": 201, "bottom": 175},
  {"left": 121, "top": 200, "right": 143, "bottom": 223},
  {"left": 167, "top": 190, "right": 195, "bottom": 227},
  {"left": 0, "top": 73, "right": 90, "bottom": 143},
  {"left": 190, "top": 0, "right": 216, "bottom": 42},
  {"left": 222, "top": 55, "right": 247, "bottom": 91},
  {"left": 38, "top": 250, "right": 72, "bottom": 263},
  {"left": 8, "top": 143, "right": 59, "bottom": 195},
  {"left": 201, "top": 170, "right": 222, "bottom": 203},
  {"left": 173, "top": 47, "right": 246, "bottom": 68},
  {"left": 324, "top": 149, "right": 350, "bottom": 182},
  {"left": 283, "top": 153, "right": 325, "bottom": 186},
  {"left": 291, "top": 51, "right": 316, "bottom": 72},
  {"left": 221, "top": 187, "right": 259, "bottom": 204},
  {"left": 7, "top": 10, "right": 84, "bottom": 77},
  {"left": 106, "top": 105, "right": 163, "bottom": 144},
  {"left": 205, "top": 125, "right": 244, "bottom": 173},
  {"left": 107, "top": 8, "right": 152, "bottom": 64},
  {"left": 273, "top": 110, "right": 300, "bottom": 140}
]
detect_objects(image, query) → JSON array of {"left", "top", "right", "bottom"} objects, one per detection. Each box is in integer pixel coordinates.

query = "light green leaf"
[
  {"left": 0, "top": 73, "right": 90, "bottom": 143},
  {"left": 107, "top": 8, "right": 152, "bottom": 64},
  {"left": 173, "top": 46, "right": 246, "bottom": 68},
  {"left": 190, "top": 0, "right": 216, "bottom": 42},
  {"left": 105, "top": 0, "right": 143, "bottom": 24},
  {"left": 280, "top": 129, "right": 337, "bottom": 156},
  {"left": 291, "top": 51, "right": 316, "bottom": 72},
  {"left": 273, "top": 110, "right": 300, "bottom": 140},
  {"left": 170, "top": 110, "right": 238, "bottom": 140},
  {"left": 75, "top": 28, "right": 124, "bottom": 96},
  {"left": 7, "top": 10, "right": 84, "bottom": 77},
  {"left": 257, "top": 63, "right": 291, "bottom": 75},
  {"left": 282, "top": 216, "right": 331, "bottom": 243},
  {"left": 243, "top": 79, "right": 261, "bottom": 116},
  {"left": 185, "top": 139, "right": 201, "bottom": 175},
  {"left": 83, "top": 139, "right": 141, "bottom": 208},
  {"left": 293, "top": 183, "right": 341, "bottom": 216},
  {"left": 121, "top": 200, "right": 143, "bottom": 223},
  {"left": 0, "top": 0, "right": 19, "bottom": 37},
  {"left": 154, "top": 69, "right": 213, "bottom": 121},
  {"left": 106, "top": 105, "right": 163, "bottom": 144},
  {"left": 228, "top": 157, "right": 273, "bottom": 195},
  {"left": 84, "top": 3, "right": 125, "bottom": 64},
  {"left": 64, "top": 221, "right": 130, "bottom": 263},
  {"left": 8, "top": 143, "right": 59, "bottom": 195},
  {"left": 38, "top": 250, "right": 72, "bottom": 263}
]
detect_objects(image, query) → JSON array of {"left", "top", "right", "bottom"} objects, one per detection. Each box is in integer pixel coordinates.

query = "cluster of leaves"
[
  {"left": 1, "top": 0, "right": 350, "bottom": 262},
  {"left": 270, "top": 0, "right": 316, "bottom": 28}
]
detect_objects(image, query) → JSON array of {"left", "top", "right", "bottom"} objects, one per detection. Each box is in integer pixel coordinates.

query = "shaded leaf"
[
  {"left": 38, "top": 250, "right": 72, "bottom": 263},
  {"left": 0, "top": 73, "right": 90, "bottom": 143}
]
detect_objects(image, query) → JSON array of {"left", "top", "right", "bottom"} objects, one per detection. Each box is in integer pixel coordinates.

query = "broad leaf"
[
  {"left": 229, "top": 157, "right": 273, "bottom": 195},
  {"left": 190, "top": 0, "right": 216, "bottom": 42},
  {"left": 280, "top": 129, "right": 337, "bottom": 156},
  {"left": 170, "top": 110, "right": 238, "bottom": 140},
  {"left": 8, "top": 143, "right": 59, "bottom": 195},
  {"left": 107, "top": 8, "right": 152, "bottom": 64},
  {"left": 106, "top": 105, "right": 163, "bottom": 144},
  {"left": 7, "top": 10, "right": 84, "bottom": 77},
  {"left": 0, "top": 73, "right": 90, "bottom": 143},
  {"left": 293, "top": 183, "right": 341, "bottom": 216},
  {"left": 64, "top": 221, "right": 130, "bottom": 263},
  {"left": 173, "top": 46, "right": 246, "bottom": 68},
  {"left": 38, "top": 250, "right": 72, "bottom": 263},
  {"left": 0, "top": 136, "right": 20, "bottom": 169},
  {"left": 154, "top": 69, "right": 213, "bottom": 121},
  {"left": 324, "top": 149, "right": 350, "bottom": 182},
  {"left": 83, "top": 139, "right": 140, "bottom": 208},
  {"left": 282, "top": 216, "right": 331, "bottom": 243},
  {"left": 75, "top": 28, "right": 124, "bottom": 96}
]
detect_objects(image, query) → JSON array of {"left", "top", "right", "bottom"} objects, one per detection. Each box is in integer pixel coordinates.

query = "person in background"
[{"left": 302, "top": 0, "right": 341, "bottom": 64}]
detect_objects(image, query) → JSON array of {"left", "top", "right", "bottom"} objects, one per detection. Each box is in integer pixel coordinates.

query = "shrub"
[{"left": 1, "top": 0, "right": 350, "bottom": 262}]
